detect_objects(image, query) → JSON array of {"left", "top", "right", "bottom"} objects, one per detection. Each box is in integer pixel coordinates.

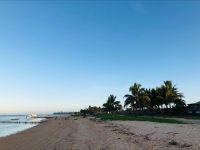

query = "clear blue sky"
[{"left": 0, "top": 1, "right": 200, "bottom": 114}]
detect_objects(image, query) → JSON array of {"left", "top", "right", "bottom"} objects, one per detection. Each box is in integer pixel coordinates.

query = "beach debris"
[
  {"left": 144, "top": 135, "right": 150, "bottom": 141},
  {"left": 129, "top": 132, "right": 135, "bottom": 135},
  {"left": 169, "top": 140, "right": 191, "bottom": 148},
  {"left": 154, "top": 126, "right": 159, "bottom": 128},
  {"left": 181, "top": 143, "right": 191, "bottom": 148},
  {"left": 104, "top": 125, "right": 113, "bottom": 128},
  {"left": 105, "top": 124, "right": 136, "bottom": 136},
  {"left": 169, "top": 140, "right": 179, "bottom": 146},
  {"left": 113, "top": 129, "right": 120, "bottom": 131},
  {"left": 89, "top": 118, "right": 105, "bottom": 124},
  {"left": 167, "top": 132, "right": 179, "bottom": 135},
  {"left": 134, "top": 140, "right": 139, "bottom": 143}
]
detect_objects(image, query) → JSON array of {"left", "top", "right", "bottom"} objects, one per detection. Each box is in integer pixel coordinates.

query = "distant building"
[{"left": 187, "top": 101, "right": 200, "bottom": 114}]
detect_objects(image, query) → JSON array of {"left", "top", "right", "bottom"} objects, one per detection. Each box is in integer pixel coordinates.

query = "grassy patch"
[
  {"left": 71, "top": 114, "right": 82, "bottom": 117},
  {"left": 97, "top": 114, "right": 186, "bottom": 124},
  {"left": 152, "top": 114, "right": 200, "bottom": 120}
]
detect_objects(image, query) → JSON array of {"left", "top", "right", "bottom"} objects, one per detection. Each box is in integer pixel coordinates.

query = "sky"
[{"left": 0, "top": 1, "right": 200, "bottom": 114}]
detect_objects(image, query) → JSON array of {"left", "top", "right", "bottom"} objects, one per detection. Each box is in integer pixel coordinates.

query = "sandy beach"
[{"left": 0, "top": 117, "right": 199, "bottom": 150}]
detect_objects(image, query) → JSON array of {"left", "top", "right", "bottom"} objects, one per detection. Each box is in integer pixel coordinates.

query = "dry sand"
[{"left": 0, "top": 116, "right": 199, "bottom": 150}]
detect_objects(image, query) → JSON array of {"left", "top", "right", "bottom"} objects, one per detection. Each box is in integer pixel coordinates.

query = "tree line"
[{"left": 80, "top": 80, "right": 186, "bottom": 116}]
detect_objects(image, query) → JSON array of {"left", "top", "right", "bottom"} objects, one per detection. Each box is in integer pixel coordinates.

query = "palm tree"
[
  {"left": 124, "top": 83, "right": 150, "bottom": 116},
  {"left": 156, "top": 81, "right": 184, "bottom": 114},
  {"left": 102, "top": 94, "right": 122, "bottom": 114},
  {"left": 146, "top": 88, "right": 162, "bottom": 114},
  {"left": 174, "top": 99, "right": 186, "bottom": 108}
]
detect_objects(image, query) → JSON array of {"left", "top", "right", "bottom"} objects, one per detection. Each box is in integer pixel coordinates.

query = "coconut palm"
[
  {"left": 146, "top": 88, "right": 162, "bottom": 114},
  {"left": 174, "top": 99, "right": 186, "bottom": 108},
  {"left": 102, "top": 94, "right": 122, "bottom": 114},
  {"left": 156, "top": 81, "right": 184, "bottom": 114},
  {"left": 124, "top": 83, "right": 150, "bottom": 116}
]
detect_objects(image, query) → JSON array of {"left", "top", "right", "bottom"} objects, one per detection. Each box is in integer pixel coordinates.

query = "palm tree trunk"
[
  {"left": 146, "top": 107, "right": 148, "bottom": 114},
  {"left": 169, "top": 103, "right": 173, "bottom": 113},
  {"left": 161, "top": 105, "right": 164, "bottom": 114},
  {"left": 166, "top": 104, "right": 170, "bottom": 114},
  {"left": 158, "top": 105, "right": 162, "bottom": 114},
  {"left": 153, "top": 106, "right": 156, "bottom": 114},
  {"left": 132, "top": 109, "right": 135, "bottom": 116},
  {"left": 136, "top": 108, "right": 138, "bottom": 117},
  {"left": 142, "top": 107, "right": 144, "bottom": 115}
]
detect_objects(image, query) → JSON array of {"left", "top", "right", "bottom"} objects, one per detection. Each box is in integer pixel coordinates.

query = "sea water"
[
  {"left": 0, "top": 114, "right": 71, "bottom": 138},
  {"left": 0, "top": 115, "right": 45, "bottom": 138}
]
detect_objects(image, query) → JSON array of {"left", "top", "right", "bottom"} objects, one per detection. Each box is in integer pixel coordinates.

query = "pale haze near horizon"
[{"left": 0, "top": 1, "right": 200, "bottom": 115}]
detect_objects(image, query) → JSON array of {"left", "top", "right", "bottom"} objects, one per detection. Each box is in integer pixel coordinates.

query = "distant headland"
[{"left": 53, "top": 111, "right": 72, "bottom": 114}]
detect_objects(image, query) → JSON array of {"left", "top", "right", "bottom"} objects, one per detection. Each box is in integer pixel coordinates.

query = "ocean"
[
  {"left": 0, "top": 114, "right": 71, "bottom": 138},
  {"left": 0, "top": 115, "right": 45, "bottom": 138}
]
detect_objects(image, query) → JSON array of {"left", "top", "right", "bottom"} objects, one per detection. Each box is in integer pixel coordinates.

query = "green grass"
[
  {"left": 71, "top": 114, "right": 82, "bottom": 117},
  {"left": 151, "top": 114, "right": 200, "bottom": 120},
  {"left": 97, "top": 114, "right": 186, "bottom": 124}
]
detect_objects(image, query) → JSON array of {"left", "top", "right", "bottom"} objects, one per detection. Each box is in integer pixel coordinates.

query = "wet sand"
[{"left": 0, "top": 117, "right": 199, "bottom": 150}]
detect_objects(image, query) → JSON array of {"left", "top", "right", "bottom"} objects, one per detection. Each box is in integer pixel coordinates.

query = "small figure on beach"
[
  {"left": 55, "top": 116, "right": 57, "bottom": 120},
  {"left": 65, "top": 117, "right": 69, "bottom": 120},
  {"left": 83, "top": 113, "right": 86, "bottom": 118}
]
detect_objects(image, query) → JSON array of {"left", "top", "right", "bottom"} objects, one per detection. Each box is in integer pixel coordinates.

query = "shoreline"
[
  {"left": 0, "top": 116, "right": 199, "bottom": 149},
  {"left": 0, "top": 123, "right": 39, "bottom": 139},
  {"left": 0, "top": 116, "right": 46, "bottom": 138}
]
